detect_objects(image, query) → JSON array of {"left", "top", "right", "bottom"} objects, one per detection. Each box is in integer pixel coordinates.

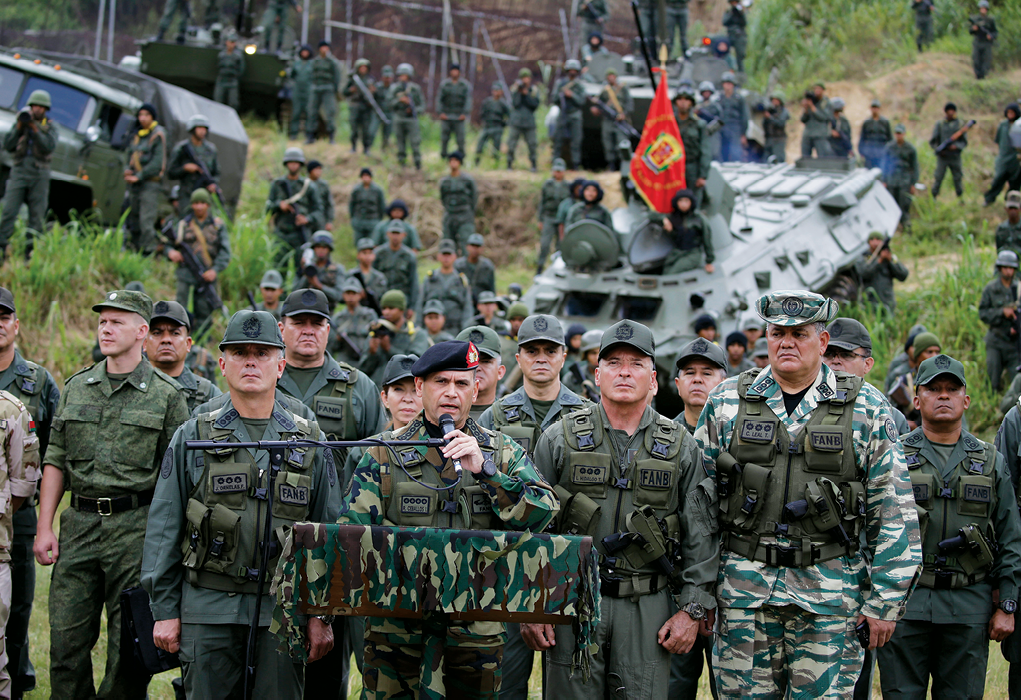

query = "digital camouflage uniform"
[
  {"left": 349, "top": 181, "right": 386, "bottom": 243},
  {"left": 437, "top": 78, "right": 472, "bottom": 158},
  {"left": 214, "top": 48, "right": 246, "bottom": 111},
  {"left": 372, "top": 244, "right": 419, "bottom": 310},
  {"left": 417, "top": 270, "right": 474, "bottom": 332},
  {"left": 538, "top": 175, "right": 572, "bottom": 271},
  {"left": 598, "top": 82, "right": 633, "bottom": 170},
  {"left": 173, "top": 211, "right": 231, "bottom": 332},
  {"left": 722, "top": 4, "right": 747, "bottom": 72},
  {"left": 552, "top": 75, "right": 586, "bottom": 169},
  {"left": 306, "top": 176, "right": 334, "bottom": 233},
  {"left": 800, "top": 99, "right": 834, "bottom": 159},
  {"left": 912, "top": 0, "right": 935, "bottom": 51},
  {"left": 859, "top": 116, "right": 893, "bottom": 170},
  {"left": 340, "top": 411, "right": 557, "bottom": 699},
  {"left": 455, "top": 254, "right": 496, "bottom": 305},
  {"left": 985, "top": 117, "right": 1021, "bottom": 206},
  {"left": 167, "top": 138, "right": 221, "bottom": 213},
  {"left": 0, "top": 112, "right": 57, "bottom": 251},
  {"left": 45, "top": 353, "right": 188, "bottom": 699},
  {"left": 310, "top": 54, "right": 342, "bottom": 142},
  {"left": 979, "top": 273, "right": 1020, "bottom": 391},
  {"left": 970, "top": 11, "right": 998, "bottom": 80},
  {"left": 266, "top": 175, "right": 310, "bottom": 262},
  {"left": 930, "top": 116, "right": 967, "bottom": 198},
  {"left": 761, "top": 105, "right": 789, "bottom": 164},
  {"left": 695, "top": 360, "right": 921, "bottom": 698},
  {"left": 388, "top": 80, "right": 425, "bottom": 169},
  {"left": 126, "top": 122, "right": 168, "bottom": 254},
  {"left": 882, "top": 139, "right": 919, "bottom": 229},
  {"left": 329, "top": 305, "right": 379, "bottom": 364},
  {"left": 855, "top": 249, "right": 909, "bottom": 314},
  {"left": 288, "top": 52, "right": 314, "bottom": 139},
  {"left": 507, "top": 80, "right": 540, "bottom": 170},
  {"left": 439, "top": 172, "right": 478, "bottom": 255},
  {"left": 997, "top": 217, "right": 1021, "bottom": 260},
  {"left": 476, "top": 94, "right": 511, "bottom": 165}
]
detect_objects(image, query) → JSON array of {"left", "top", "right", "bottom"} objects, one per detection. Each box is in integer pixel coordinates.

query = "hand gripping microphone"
[{"left": 438, "top": 413, "right": 462, "bottom": 476}]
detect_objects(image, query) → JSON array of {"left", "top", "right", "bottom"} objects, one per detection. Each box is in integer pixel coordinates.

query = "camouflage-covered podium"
[{"left": 271, "top": 523, "right": 601, "bottom": 669}]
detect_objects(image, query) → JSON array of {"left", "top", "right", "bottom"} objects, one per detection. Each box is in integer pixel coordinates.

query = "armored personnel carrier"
[{"left": 523, "top": 158, "right": 901, "bottom": 415}]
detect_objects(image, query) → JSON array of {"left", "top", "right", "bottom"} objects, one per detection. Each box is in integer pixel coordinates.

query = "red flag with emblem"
[{"left": 630, "top": 67, "right": 686, "bottom": 213}]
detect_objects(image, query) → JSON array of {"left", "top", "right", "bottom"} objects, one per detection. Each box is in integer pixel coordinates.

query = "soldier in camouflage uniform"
[
  {"left": 694, "top": 290, "right": 922, "bottom": 698},
  {"left": 293, "top": 231, "right": 344, "bottom": 311},
  {"left": 912, "top": 0, "right": 935, "bottom": 52},
  {"left": 537, "top": 159, "right": 571, "bottom": 274},
  {"left": 996, "top": 191, "right": 1021, "bottom": 260},
  {"left": 454, "top": 326, "right": 504, "bottom": 421},
  {"left": 930, "top": 102, "right": 968, "bottom": 199},
  {"left": 340, "top": 340, "right": 558, "bottom": 699},
  {"left": 717, "top": 72, "right": 747, "bottom": 163},
  {"left": 351, "top": 238, "right": 390, "bottom": 307},
  {"left": 980, "top": 250, "right": 1020, "bottom": 392},
  {"left": 372, "top": 223, "right": 419, "bottom": 313},
  {"left": 305, "top": 160, "right": 334, "bottom": 232},
  {"left": 596, "top": 70, "right": 633, "bottom": 172},
  {"left": 507, "top": 68, "right": 540, "bottom": 171},
  {"left": 437, "top": 64, "right": 472, "bottom": 159},
  {"left": 565, "top": 181, "right": 613, "bottom": 229},
  {"left": 308, "top": 41, "right": 342, "bottom": 145},
  {"left": 368, "top": 200, "right": 421, "bottom": 250},
  {"left": 859, "top": 99, "right": 893, "bottom": 170},
  {"left": 329, "top": 277, "right": 379, "bottom": 364},
  {"left": 455, "top": 233, "right": 496, "bottom": 305},
  {"left": 439, "top": 152, "right": 478, "bottom": 256},
  {"left": 0, "top": 90, "right": 56, "bottom": 258},
  {"left": 882, "top": 124, "right": 919, "bottom": 230},
  {"left": 761, "top": 91, "right": 789, "bottom": 164},
  {"left": 359, "top": 291, "right": 431, "bottom": 386},
  {"left": 213, "top": 36, "right": 246, "bottom": 111},
  {"left": 142, "top": 310, "right": 337, "bottom": 698},
  {"left": 553, "top": 61, "right": 586, "bottom": 170},
  {"left": 376, "top": 66, "right": 395, "bottom": 150},
  {"left": 475, "top": 84, "right": 510, "bottom": 167},
  {"left": 970, "top": 1, "right": 997, "bottom": 80},
  {"left": 144, "top": 300, "right": 222, "bottom": 414},
  {"left": 288, "top": 45, "right": 314, "bottom": 140},
  {"left": 266, "top": 147, "right": 312, "bottom": 266},
  {"left": 0, "top": 287, "right": 58, "bottom": 698},
  {"left": 349, "top": 167, "right": 386, "bottom": 244},
  {"left": 388, "top": 63, "right": 425, "bottom": 170},
  {"left": 124, "top": 103, "right": 167, "bottom": 255},
  {"left": 673, "top": 86, "right": 712, "bottom": 205},
  {"left": 169, "top": 188, "right": 231, "bottom": 333},
  {"left": 856, "top": 231, "right": 909, "bottom": 314},
  {"left": 417, "top": 240, "right": 474, "bottom": 332},
  {"left": 34, "top": 290, "right": 189, "bottom": 699},
  {"left": 879, "top": 354, "right": 1021, "bottom": 697},
  {"left": 168, "top": 115, "right": 221, "bottom": 215},
  {"left": 800, "top": 84, "right": 833, "bottom": 158},
  {"left": 256, "top": 269, "right": 285, "bottom": 322},
  {"left": 722, "top": 0, "right": 747, "bottom": 72},
  {"left": 524, "top": 319, "right": 718, "bottom": 699},
  {"left": 422, "top": 300, "right": 454, "bottom": 345}
]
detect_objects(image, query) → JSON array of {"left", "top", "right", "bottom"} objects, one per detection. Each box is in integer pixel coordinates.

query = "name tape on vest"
[
  {"left": 212, "top": 473, "right": 248, "bottom": 494},
  {"left": 400, "top": 495, "right": 432, "bottom": 515},
  {"left": 316, "top": 402, "right": 345, "bottom": 419},
  {"left": 471, "top": 493, "right": 490, "bottom": 515},
  {"left": 913, "top": 483, "right": 930, "bottom": 502},
  {"left": 573, "top": 464, "right": 607, "bottom": 485},
  {"left": 740, "top": 420, "right": 776, "bottom": 444}
]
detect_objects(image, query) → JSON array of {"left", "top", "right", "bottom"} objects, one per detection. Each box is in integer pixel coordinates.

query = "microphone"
[{"left": 438, "top": 413, "right": 462, "bottom": 476}]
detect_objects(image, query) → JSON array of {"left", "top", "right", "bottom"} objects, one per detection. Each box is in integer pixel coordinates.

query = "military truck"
[
  {"left": 523, "top": 158, "right": 901, "bottom": 415},
  {"left": 0, "top": 47, "right": 248, "bottom": 222}
]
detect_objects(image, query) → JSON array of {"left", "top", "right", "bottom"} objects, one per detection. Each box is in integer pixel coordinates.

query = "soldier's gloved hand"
[
  {"left": 153, "top": 618, "right": 182, "bottom": 654},
  {"left": 658, "top": 610, "right": 698, "bottom": 654},
  {"left": 521, "top": 623, "right": 556, "bottom": 651},
  {"left": 857, "top": 614, "right": 896, "bottom": 649},
  {"left": 990, "top": 609, "right": 1015, "bottom": 642},
  {"left": 306, "top": 617, "right": 334, "bottom": 662}
]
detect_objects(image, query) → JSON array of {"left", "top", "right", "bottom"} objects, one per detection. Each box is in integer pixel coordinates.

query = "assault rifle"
[
  {"left": 182, "top": 141, "right": 225, "bottom": 206},
  {"left": 160, "top": 217, "right": 229, "bottom": 326},
  {"left": 351, "top": 73, "right": 391, "bottom": 126},
  {"left": 568, "top": 363, "right": 600, "bottom": 402},
  {"left": 935, "top": 119, "right": 976, "bottom": 155},
  {"left": 588, "top": 97, "right": 641, "bottom": 140},
  {"left": 865, "top": 236, "right": 892, "bottom": 265},
  {"left": 395, "top": 85, "right": 418, "bottom": 119}
]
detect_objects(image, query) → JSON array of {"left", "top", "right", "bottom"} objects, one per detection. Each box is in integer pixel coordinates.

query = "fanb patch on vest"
[
  {"left": 573, "top": 464, "right": 607, "bottom": 485},
  {"left": 399, "top": 495, "right": 431, "bottom": 515},
  {"left": 212, "top": 473, "right": 248, "bottom": 493},
  {"left": 638, "top": 467, "right": 672, "bottom": 490},
  {"left": 740, "top": 419, "right": 776, "bottom": 444},
  {"left": 963, "top": 483, "right": 992, "bottom": 503},
  {"left": 279, "top": 484, "right": 310, "bottom": 506},
  {"left": 809, "top": 431, "right": 843, "bottom": 452},
  {"left": 316, "top": 400, "right": 344, "bottom": 420},
  {"left": 471, "top": 492, "right": 490, "bottom": 515}
]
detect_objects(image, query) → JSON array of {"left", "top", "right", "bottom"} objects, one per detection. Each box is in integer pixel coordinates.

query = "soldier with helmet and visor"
[
  {"left": 168, "top": 114, "right": 221, "bottom": 215},
  {"left": 168, "top": 188, "right": 230, "bottom": 335},
  {"left": 266, "top": 147, "right": 312, "bottom": 266},
  {"left": 0, "top": 89, "right": 56, "bottom": 259}
]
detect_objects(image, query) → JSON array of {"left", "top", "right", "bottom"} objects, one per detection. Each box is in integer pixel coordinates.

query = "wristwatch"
[
  {"left": 1001, "top": 600, "right": 1017, "bottom": 614},
  {"left": 313, "top": 615, "right": 336, "bottom": 624},
  {"left": 476, "top": 455, "right": 498, "bottom": 479},
  {"left": 681, "top": 602, "right": 706, "bottom": 621}
]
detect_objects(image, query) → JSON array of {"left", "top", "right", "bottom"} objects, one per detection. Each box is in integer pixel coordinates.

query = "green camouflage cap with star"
[
  {"left": 92, "top": 289, "right": 153, "bottom": 322},
  {"left": 915, "top": 353, "right": 966, "bottom": 388},
  {"left": 599, "top": 320, "right": 655, "bottom": 359},
  {"left": 218, "top": 310, "right": 285, "bottom": 350},
  {"left": 456, "top": 325, "right": 502, "bottom": 360},
  {"left": 675, "top": 337, "right": 728, "bottom": 372},
  {"left": 517, "top": 314, "right": 565, "bottom": 346},
  {"left": 755, "top": 290, "right": 839, "bottom": 327}
]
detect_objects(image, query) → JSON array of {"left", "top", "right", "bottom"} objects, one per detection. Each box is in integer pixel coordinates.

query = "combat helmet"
[
  {"left": 721, "top": 71, "right": 736, "bottom": 84},
  {"left": 26, "top": 90, "right": 51, "bottom": 109},
  {"left": 354, "top": 58, "right": 371, "bottom": 69},
  {"left": 996, "top": 250, "right": 1019, "bottom": 269},
  {"left": 698, "top": 80, "right": 715, "bottom": 94},
  {"left": 186, "top": 114, "right": 210, "bottom": 132},
  {"left": 396, "top": 63, "right": 414, "bottom": 77},
  {"left": 283, "top": 147, "right": 306, "bottom": 165},
  {"left": 565, "top": 59, "right": 581, "bottom": 72},
  {"left": 831, "top": 97, "right": 845, "bottom": 111},
  {"left": 382, "top": 65, "right": 394, "bottom": 76}
]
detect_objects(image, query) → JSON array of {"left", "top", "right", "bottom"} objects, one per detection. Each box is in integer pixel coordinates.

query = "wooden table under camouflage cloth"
[{"left": 271, "top": 523, "right": 601, "bottom": 670}]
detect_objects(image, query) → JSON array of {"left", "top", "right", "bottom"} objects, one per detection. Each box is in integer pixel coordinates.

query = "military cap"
[
  {"left": 467, "top": 233, "right": 485, "bottom": 247},
  {"left": 397, "top": 63, "right": 414, "bottom": 77},
  {"left": 1006, "top": 191, "right": 1021, "bottom": 209},
  {"left": 740, "top": 311, "right": 764, "bottom": 331},
  {"left": 357, "top": 237, "right": 376, "bottom": 251},
  {"left": 219, "top": 310, "right": 285, "bottom": 350},
  {"left": 169, "top": 185, "right": 181, "bottom": 200},
  {"left": 506, "top": 302, "right": 529, "bottom": 320},
  {"left": 449, "top": 63, "right": 461, "bottom": 71},
  {"left": 894, "top": 124, "right": 906, "bottom": 134},
  {"left": 26, "top": 90, "right": 51, "bottom": 109},
  {"left": 552, "top": 158, "right": 567, "bottom": 172},
  {"left": 600, "top": 320, "right": 655, "bottom": 359},
  {"left": 186, "top": 114, "right": 210, "bottom": 132},
  {"left": 457, "top": 325, "right": 502, "bottom": 360},
  {"left": 0, "top": 287, "right": 15, "bottom": 314},
  {"left": 341, "top": 277, "right": 364, "bottom": 294},
  {"left": 752, "top": 337, "right": 769, "bottom": 358},
  {"left": 386, "top": 220, "right": 407, "bottom": 234},
  {"left": 870, "top": 98, "right": 881, "bottom": 108},
  {"left": 281, "top": 288, "right": 331, "bottom": 320},
  {"left": 126, "top": 281, "right": 147, "bottom": 293},
  {"left": 138, "top": 102, "right": 158, "bottom": 120},
  {"left": 605, "top": 68, "right": 617, "bottom": 77},
  {"left": 360, "top": 167, "right": 373, "bottom": 178},
  {"left": 438, "top": 239, "right": 457, "bottom": 255},
  {"left": 915, "top": 354, "right": 966, "bottom": 388},
  {"left": 411, "top": 340, "right": 479, "bottom": 377},
  {"left": 311, "top": 230, "right": 334, "bottom": 249},
  {"left": 151, "top": 300, "right": 191, "bottom": 329},
  {"left": 477, "top": 291, "right": 498, "bottom": 304},
  {"left": 307, "top": 159, "right": 323, "bottom": 172},
  {"left": 580, "top": 330, "right": 603, "bottom": 354},
  {"left": 190, "top": 188, "right": 212, "bottom": 205},
  {"left": 449, "top": 150, "right": 465, "bottom": 163},
  {"left": 826, "top": 317, "right": 872, "bottom": 352},
  {"left": 382, "top": 354, "right": 419, "bottom": 387},
  {"left": 565, "top": 59, "right": 582, "bottom": 71},
  {"left": 93, "top": 289, "right": 153, "bottom": 322},
  {"left": 519, "top": 68, "right": 532, "bottom": 78},
  {"left": 676, "top": 337, "right": 728, "bottom": 372},
  {"left": 382, "top": 65, "right": 394, "bottom": 76},
  {"left": 725, "top": 331, "right": 748, "bottom": 349},
  {"left": 283, "top": 146, "right": 306, "bottom": 164},
  {"left": 911, "top": 332, "right": 941, "bottom": 360},
  {"left": 260, "top": 269, "right": 284, "bottom": 289},
  {"left": 492, "top": 82, "right": 504, "bottom": 91},
  {"left": 693, "top": 314, "right": 716, "bottom": 332},
  {"left": 755, "top": 290, "right": 839, "bottom": 327},
  {"left": 996, "top": 250, "right": 1020, "bottom": 268},
  {"left": 518, "top": 314, "right": 566, "bottom": 347},
  {"left": 944, "top": 102, "right": 957, "bottom": 112},
  {"left": 868, "top": 230, "right": 885, "bottom": 241},
  {"left": 380, "top": 289, "right": 407, "bottom": 310},
  {"left": 422, "top": 299, "right": 446, "bottom": 316}
]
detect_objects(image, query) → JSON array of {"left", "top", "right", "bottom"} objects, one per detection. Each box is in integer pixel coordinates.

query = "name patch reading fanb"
[
  {"left": 638, "top": 468, "right": 672, "bottom": 490},
  {"left": 963, "top": 483, "right": 991, "bottom": 503},
  {"left": 810, "top": 431, "right": 844, "bottom": 452},
  {"left": 212, "top": 473, "right": 248, "bottom": 494},
  {"left": 740, "top": 420, "right": 775, "bottom": 444},
  {"left": 279, "top": 485, "right": 309, "bottom": 506},
  {"left": 573, "top": 465, "right": 607, "bottom": 485},
  {"left": 399, "top": 495, "right": 431, "bottom": 515}
]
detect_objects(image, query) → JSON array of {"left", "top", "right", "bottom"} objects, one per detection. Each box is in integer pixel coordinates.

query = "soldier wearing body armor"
[
  {"left": 417, "top": 240, "right": 474, "bottom": 332},
  {"left": 879, "top": 355, "right": 1021, "bottom": 698},
  {"left": 372, "top": 225, "right": 420, "bottom": 313},
  {"left": 0, "top": 288, "right": 59, "bottom": 697},
  {"left": 266, "top": 148, "right": 311, "bottom": 267},
  {"left": 145, "top": 301, "right": 223, "bottom": 414},
  {"left": 523, "top": 319, "right": 718, "bottom": 698},
  {"left": 553, "top": 61, "right": 586, "bottom": 170},
  {"left": 340, "top": 340, "right": 558, "bottom": 698},
  {"left": 170, "top": 189, "right": 231, "bottom": 334},
  {"left": 343, "top": 57, "right": 376, "bottom": 151},
  {"left": 456, "top": 326, "right": 504, "bottom": 421},
  {"left": 439, "top": 152, "right": 478, "bottom": 256},
  {"left": 388, "top": 63, "right": 425, "bottom": 170},
  {"left": 168, "top": 115, "right": 221, "bottom": 215},
  {"left": 595, "top": 69, "right": 633, "bottom": 172},
  {"left": 437, "top": 64, "right": 473, "bottom": 159},
  {"left": 456, "top": 233, "right": 496, "bottom": 305},
  {"left": 328, "top": 278, "right": 378, "bottom": 364},
  {"left": 143, "top": 310, "right": 339, "bottom": 698},
  {"left": 695, "top": 290, "right": 922, "bottom": 697},
  {"left": 359, "top": 291, "right": 430, "bottom": 387},
  {"left": 930, "top": 102, "right": 968, "bottom": 200}
]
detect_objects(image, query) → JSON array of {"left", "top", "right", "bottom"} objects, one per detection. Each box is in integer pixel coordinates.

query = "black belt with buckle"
[{"left": 71, "top": 491, "right": 154, "bottom": 516}]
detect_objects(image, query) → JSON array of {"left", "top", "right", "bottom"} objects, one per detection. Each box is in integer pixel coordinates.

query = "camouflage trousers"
[
  {"left": 440, "top": 120, "right": 467, "bottom": 159},
  {"left": 180, "top": 623, "right": 303, "bottom": 699},
  {"left": 714, "top": 606, "right": 862, "bottom": 698},
  {"left": 362, "top": 615, "right": 504, "bottom": 699},
  {"left": 0, "top": 562, "right": 11, "bottom": 700},
  {"left": 877, "top": 619, "right": 988, "bottom": 699}
]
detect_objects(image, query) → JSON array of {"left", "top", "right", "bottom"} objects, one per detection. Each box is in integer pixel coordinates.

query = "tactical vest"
[
  {"left": 181, "top": 410, "right": 318, "bottom": 594},
  {"left": 375, "top": 423, "right": 505, "bottom": 530},
  {"left": 311, "top": 363, "right": 360, "bottom": 441},
  {"left": 491, "top": 399, "right": 543, "bottom": 455},
  {"left": 177, "top": 215, "right": 222, "bottom": 267},
  {"left": 717, "top": 370, "right": 866, "bottom": 568},
  {"left": 440, "top": 177, "right": 472, "bottom": 211},
  {"left": 904, "top": 432, "right": 998, "bottom": 589},
  {"left": 5, "top": 360, "right": 43, "bottom": 430}
]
